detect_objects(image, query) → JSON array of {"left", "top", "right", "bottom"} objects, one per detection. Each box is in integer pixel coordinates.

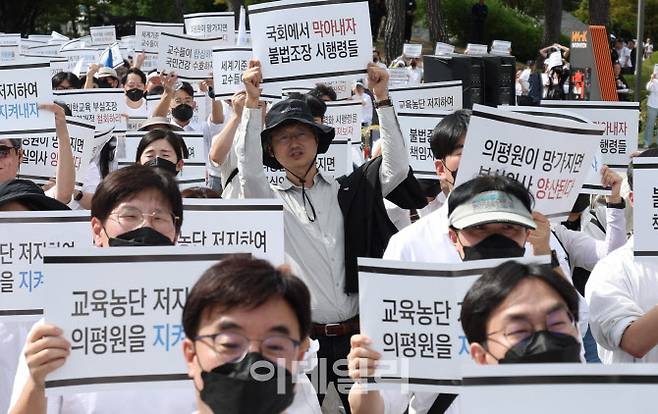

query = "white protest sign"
[
  {"left": 358, "top": 256, "right": 549, "bottom": 393},
  {"left": 58, "top": 48, "right": 102, "bottom": 75},
  {"left": 501, "top": 105, "right": 609, "bottom": 195},
  {"left": 54, "top": 89, "right": 128, "bottom": 132},
  {"left": 98, "top": 42, "right": 124, "bottom": 69},
  {"left": 28, "top": 34, "right": 52, "bottom": 42},
  {"left": 184, "top": 12, "right": 235, "bottom": 44},
  {"left": 455, "top": 105, "right": 603, "bottom": 219},
  {"left": 435, "top": 42, "right": 455, "bottom": 55},
  {"left": 211, "top": 46, "right": 251, "bottom": 99},
  {"left": 126, "top": 116, "right": 148, "bottom": 131},
  {"left": 248, "top": 0, "right": 372, "bottom": 92},
  {"left": 19, "top": 39, "right": 46, "bottom": 53},
  {"left": 20, "top": 54, "right": 69, "bottom": 77},
  {"left": 25, "top": 43, "right": 63, "bottom": 56},
  {"left": 135, "top": 22, "right": 185, "bottom": 72},
  {"left": 0, "top": 44, "right": 19, "bottom": 62},
  {"left": 0, "top": 211, "right": 91, "bottom": 320},
  {"left": 0, "top": 62, "right": 55, "bottom": 133},
  {"left": 0, "top": 33, "right": 20, "bottom": 46},
  {"left": 397, "top": 112, "right": 447, "bottom": 180},
  {"left": 157, "top": 33, "right": 224, "bottom": 82},
  {"left": 59, "top": 37, "right": 90, "bottom": 52},
  {"left": 388, "top": 68, "right": 409, "bottom": 87},
  {"left": 42, "top": 247, "right": 251, "bottom": 395},
  {"left": 541, "top": 100, "right": 640, "bottom": 170},
  {"left": 403, "top": 43, "right": 423, "bottom": 58},
  {"left": 89, "top": 127, "right": 115, "bottom": 161},
  {"left": 632, "top": 157, "right": 658, "bottom": 262},
  {"left": 460, "top": 364, "right": 658, "bottom": 414},
  {"left": 325, "top": 101, "right": 362, "bottom": 143},
  {"left": 490, "top": 39, "right": 512, "bottom": 56},
  {"left": 180, "top": 199, "right": 285, "bottom": 264},
  {"left": 90, "top": 26, "right": 116, "bottom": 46},
  {"left": 390, "top": 81, "right": 463, "bottom": 115}
]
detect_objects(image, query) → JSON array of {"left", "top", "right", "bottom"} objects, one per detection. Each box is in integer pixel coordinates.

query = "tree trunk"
[
  {"left": 589, "top": 0, "right": 610, "bottom": 26},
  {"left": 228, "top": 0, "right": 243, "bottom": 12},
  {"left": 543, "top": 0, "right": 562, "bottom": 46},
  {"left": 384, "top": 0, "right": 405, "bottom": 62},
  {"left": 427, "top": 0, "right": 448, "bottom": 44}
]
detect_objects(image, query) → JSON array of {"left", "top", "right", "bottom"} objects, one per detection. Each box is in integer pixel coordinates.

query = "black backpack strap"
[
  {"left": 224, "top": 168, "right": 239, "bottom": 188},
  {"left": 427, "top": 393, "right": 458, "bottom": 414}
]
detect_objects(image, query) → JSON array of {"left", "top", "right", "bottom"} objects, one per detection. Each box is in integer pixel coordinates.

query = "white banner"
[
  {"left": 157, "top": 33, "right": 224, "bottom": 81},
  {"left": 54, "top": 89, "right": 128, "bottom": 132},
  {"left": 455, "top": 105, "right": 603, "bottom": 219},
  {"left": 42, "top": 247, "right": 251, "bottom": 395},
  {"left": 0, "top": 44, "right": 19, "bottom": 63},
  {"left": 58, "top": 48, "right": 102, "bottom": 75},
  {"left": 184, "top": 12, "right": 235, "bottom": 44},
  {"left": 211, "top": 46, "right": 251, "bottom": 99},
  {"left": 632, "top": 157, "right": 658, "bottom": 262},
  {"left": 180, "top": 199, "right": 285, "bottom": 264},
  {"left": 390, "top": 81, "right": 463, "bottom": 115},
  {"left": 248, "top": 0, "right": 372, "bottom": 92},
  {"left": 135, "top": 21, "right": 185, "bottom": 54},
  {"left": 358, "top": 256, "right": 549, "bottom": 393},
  {"left": 397, "top": 112, "right": 447, "bottom": 180},
  {"left": 541, "top": 101, "right": 640, "bottom": 170},
  {"left": 0, "top": 62, "right": 55, "bottom": 133},
  {"left": 403, "top": 43, "right": 423, "bottom": 58},
  {"left": 0, "top": 211, "right": 91, "bottom": 320},
  {"left": 90, "top": 26, "right": 116, "bottom": 46},
  {"left": 0, "top": 34, "right": 20, "bottom": 46}
]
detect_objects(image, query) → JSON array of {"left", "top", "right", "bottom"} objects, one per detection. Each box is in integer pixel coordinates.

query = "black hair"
[
  {"left": 177, "top": 81, "right": 195, "bottom": 98},
  {"left": 182, "top": 256, "right": 312, "bottom": 340},
  {"left": 148, "top": 85, "right": 165, "bottom": 96},
  {"left": 53, "top": 101, "right": 73, "bottom": 117},
  {"left": 180, "top": 186, "right": 221, "bottom": 198},
  {"left": 52, "top": 72, "right": 81, "bottom": 89},
  {"left": 448, "top": 175, "right": 534, "bottom": 217},
  {"left": 460, "top": 261, "right": 580, "bottom": 344},
  {"left": 430, "top": 109, "right": 471, "bottom": 159},
  {"left": 309, "top": 83, "right": 337, "bottom": 101},
  {"left": 91, "top": 164, "right": 183, "bottom": 232},
  {"left": 122, "top": 67, "right": 147, "bottom": 86},
  {"left": 628, "top": 148, "right": 658, "bottom": 191},
  {"left": 135, "top": 129, "right": 184, "bottom": 163}
]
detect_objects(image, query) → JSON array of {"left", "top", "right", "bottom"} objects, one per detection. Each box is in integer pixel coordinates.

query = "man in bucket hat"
[{"left": 233, "top": 59, "right": 414, "bottom": 412}]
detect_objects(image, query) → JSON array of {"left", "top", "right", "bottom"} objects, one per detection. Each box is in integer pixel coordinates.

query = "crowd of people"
[{"left": 0, "top": 10, "right": 656, "bottom": 414}]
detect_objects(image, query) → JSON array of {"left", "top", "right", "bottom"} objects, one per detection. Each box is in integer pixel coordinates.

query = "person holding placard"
[
  {"left": 181, "top": 256, "right": 321, "bottom": 414},
  {"left": 348, "top": 261, "right": 582, "bottom": 414},
  {"left": 234, "top": 59, "right": 409, "bottom": 412}
]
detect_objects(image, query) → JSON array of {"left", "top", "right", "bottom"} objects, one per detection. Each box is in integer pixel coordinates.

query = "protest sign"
[
  {"left": 127, "top": 116, "right": 148, "bottom": 131},
  {"left": 20, "top": 54, "right": 69, "bottom": 77},
  {"left": 397, "top": 112, "right": 448, "bottom": 180},
  {"left": 98, "top": 42, "right": 124, "bottom": 69},
  {"left": 59, "top": 36, "right": 91, "bottom": 52},
  {"left": 19, "top": 39, "right": 47, "bottom": 53},
  {"left": 180, "top": 199, "right": 285, "bottom": 264},
  {"left": 435, "top": 42, "right": 455, "bottom": 55},
  {"left": 0, "top": 33, "right": 20, "bottom": 46},
  {"left": 0, "top": 44, "right": 19, "bottom": 63},
  {"left": 489, "top": 39, "right": 512, "bottom": 55},
  {"left": 388, "top": 68, "right": 409, "bottom": 87},
  {"left": 157, "top": 33, "right": 224, "bottom": 82},
  {"left": 89, "top": 126, "right": 115, "bottom": 161},
  {"left": 54, "top": 88, "right": 128, "bottom": 132},
  {"left": 58, "top": 48, "right": 102, "bottom": 75},
  {"left": 390, "top": 81, "right": 463, "bottom": 115},
  {"left": 460, "top": 364, "right": 658, "bottom": 414},
  {"left": 42, "top": 247, "right": 251, "bottom": 395},
  {"left": 325, "top": 101, "right": 362, "bottom": 143},
  {"left": 0, "top": 62, "right": 55, "bottom": 133},
  {"left": 0, "top": 211, "right": 91, "bottom": 320},
  {"left": 184, "top": 12, "right": 235, "bottom": 44},
  {"left": 211, "top": 46, "right": 251, "bottom": 99},
  {"left": 134, "top": 22, "right": 185, "bottom": 72},
  {"left": 90, "top": 26, "right": 116, "bottom": 46},
  {"left": 403, "top": 43, "right": 423, "bottom": 58},
  {"left": 631, "top": 157, "right": 658, "bottom": 262},
  {"left": 248, "top": 0, "right": 372, "bottom": 92},
  {"left": 25, "top": 43, "right": 63, "bottom": 56},
  {"left": 541, "top": 101, "right": 640, "bottom": 170},
  {"left": 358, "top": 256, "right": 549, "bottom": 393},
  {"left": 454, "top": 105, "right": 603, "bottom": 218}
]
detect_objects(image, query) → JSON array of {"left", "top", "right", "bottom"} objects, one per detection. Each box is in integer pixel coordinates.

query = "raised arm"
[
  {"left": 200, "top": 76, "right": 225, "bottom": 126},
  {"left": 210, "top": 91, "right": 245, "bottom": 166},
  {"left": 151, "top": 71, "right": 177, "bottom": 118},
  {"left": 83, "top": 64, "right": 101, "bottom": 89},
  {"left": 40, "top": 104, "right": 75, "bottom": 204}
]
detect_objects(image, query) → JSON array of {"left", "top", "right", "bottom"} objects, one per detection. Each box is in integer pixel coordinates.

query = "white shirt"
[
  {"left": 586, "top": 238, "right": 658, "bottom": 363},
  {"left": 646, "top": 79, "right": 658, "bottom": 108},
  {"left": 353, "top": 93, "right": 373, "bottom": 125},
  {"left": 125, "top": 99, "right": 149, "bottom": 118},
  {"left": 234, "top": 106, "right": 408, "bottom": 323},
  {"left": 384, "top": 199, "right": 411, "bottom": 230},
  {"left": 519, "top": 68, "right": 531, "bottom": 94},
  {"left": 418, "top": 192, "right": 446, "bottom": 219},
  {"left": 0, "top": 320, "right": 35, "bottom": 414},
  {"left": 173, "top": 114, "right": 224, "bottom": 178},
  {"left": 407, "top": 67, "right": 423, "bottom": 85},
  {"left": 618, "top": 46, "right": 632, "bottom": 68}
]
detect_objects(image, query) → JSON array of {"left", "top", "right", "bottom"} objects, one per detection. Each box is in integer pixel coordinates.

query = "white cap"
[{"left": 449, "top": 190, "right": 536, "bottom": 230}]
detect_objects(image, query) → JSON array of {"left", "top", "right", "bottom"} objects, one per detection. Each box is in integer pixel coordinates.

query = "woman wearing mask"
[{"left": 135, "top": 129, "right": 186, "bottom": 176}]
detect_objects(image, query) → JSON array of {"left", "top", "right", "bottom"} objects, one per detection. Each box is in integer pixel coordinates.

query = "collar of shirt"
[
  {"left": 274, "top": 170, "right": 332, "bottom": 191},
  {"left": 172, "top": 119, "right": 197, "bottom": 131}
]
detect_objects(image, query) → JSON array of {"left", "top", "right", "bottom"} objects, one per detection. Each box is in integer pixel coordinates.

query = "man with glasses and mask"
[
  {"left": 182, "top": 256, "right": 321, "bottom": 414},
  {"left": 347, "top": 261, "right": 582, "bottom": 414}
]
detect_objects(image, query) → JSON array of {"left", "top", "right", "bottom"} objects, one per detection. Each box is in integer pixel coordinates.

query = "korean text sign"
[
  {"left": 184, "top": 12, "right": 235, "bottom": 44},
  {"left": 211, "top": 47, "right": 251, "bottom": 99},
  {"left": 455, "top": 105, "right": 603, "bottom": 218},
  {"left": 157, "top": 33, "right": 224, "bottom": 81},
  {"left": 135, "top": 21, "right": 185, "bottom": 54},
  {"left": 0, "top": 62, "right": 55, "bottom": 133},
  {"left": 632, "top": 157, "right": 658, "bottom": 262},
  {"left": 389, "top": 81, "right": 463, "bottom": 115},
  {"left": 54, "top": 89, "right": 128, "bottom": 132},
  {"left": 397, "top": 112, "right": 447, "bottom": 180},
  {"left": 43, "top": 247, "right": 252, "bottom": 395}
]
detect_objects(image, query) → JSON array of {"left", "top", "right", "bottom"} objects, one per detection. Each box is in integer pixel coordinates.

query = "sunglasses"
[{"left": 0, "top": 145, "right": 17, "bottom": 159}]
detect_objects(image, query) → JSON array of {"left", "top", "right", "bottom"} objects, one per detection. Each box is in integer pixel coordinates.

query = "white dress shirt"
[{"left": 646, "top": 79, "right": 658, "bottom": 109}]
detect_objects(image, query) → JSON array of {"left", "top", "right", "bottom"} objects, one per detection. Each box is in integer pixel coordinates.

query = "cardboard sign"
[
  {"left": 211, "top": 46, "right": 251, "bottom": 99},
  {"left": 541, "top": 101, "right": 640, "bottom": 170},
  {"left": 0, "top": 62, "right": 55, "bottom": 133},
  {"left": 390, "top": 81, "right": 463, "bottom": 115},
  {"left": 248, "top": 0, "right": 372, "bottom": 91},
  {"left": 54, "top": 89, "right": 128, "bottom": 132},
  {"left": 632, "top": 157, "right": 658, "bottom": 262},
  {"left": 90, "top": 26, "right": 116, "bottom": 46},
  {"left": 403, "top": 43, "right": 423, "bottom": 58},
  {"left": 455, "top": 105, "right": 603, "bottom": 219},
  {"left": 180, "top": 199, "right": 285, "bottom": 264},
  {"left": 397, "top": 112, "right": 448, "bottom": 180},
  {"left": 184, "top": 12, "right": 235, "bottom": 44},
  {"left": 0, "top": 211, "right": 91, "bottom": 320},
  {"left": 157, "top": 33, "right": 225, "bottom": 82},
  {"left": 42, "top": 247, "right": 251, "bottom": 395},
  {"left": 358, "top": 256, "right": 549, "bottom": 393}
]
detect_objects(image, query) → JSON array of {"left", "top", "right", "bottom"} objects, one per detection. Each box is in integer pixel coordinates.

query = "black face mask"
[
  {"left": 108, "top": 227, "right": 174, "bottom": 247},
  {"left": 498, "top": 331, "right": 582, "bottom": 364},
  {"left": 98, "top": 79, "right": 112, "bottom": 88},
  {"left": 143, "top": 156, "right": 178, "bottom": 175},
  {"left": 461, "top": 234, "right": 526, "bottom": 261},
  {"left": 199, "top": 352, "right": 296, "bottom": 414},
  {"left": 172, "top": 103, "right": 194, "bottom": 122},
  {"left": 126, "top": 88, "right": 145, "bottom": 102}
]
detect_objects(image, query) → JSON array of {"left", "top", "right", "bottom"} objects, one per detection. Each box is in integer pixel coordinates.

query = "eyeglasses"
[
  {"left": 194, "top": 332, "right": 301, "bottom": 364},
  {"left": 0, "top": 145, "right": 17, "bottom": 159},
  {"left": 108, "top": 206, "right": 179, "bottom": 233},
  {"left": 486, "top": 307, "right": 576, "bottom": 346}
]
